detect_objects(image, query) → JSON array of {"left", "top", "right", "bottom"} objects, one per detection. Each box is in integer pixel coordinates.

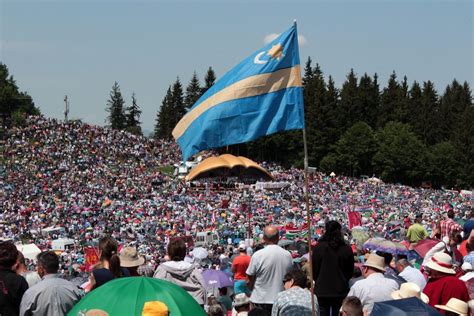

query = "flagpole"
[{"left": 303, "top": 127, "right": 316, "bottom": 316}]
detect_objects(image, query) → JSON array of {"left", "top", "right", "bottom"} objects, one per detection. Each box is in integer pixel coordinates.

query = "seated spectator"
[
  {"left": 0, "top": 241, "right": 29, "bottom": 316},
  {"left": 347, "top": 253, "right": 399, "bottom": 314},
  {"left": 396, "top": 259, "right": 426, "bottom": 290},
  {"left": 271, "top": 268, "right": 319, "bottom": 316},
  {"left": 339, "top": 296, "right": 363, "bottom": 316},
  {"left": 154, "top": 238, "right": 206, "bottom": 306},
  {"left": 19, "top": 251, "right": 82, "bottom": 316},
  {"left": 119, "top": 246, "right": 145, "bottom": 276}
]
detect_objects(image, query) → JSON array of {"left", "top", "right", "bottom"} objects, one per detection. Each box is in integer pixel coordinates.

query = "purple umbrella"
[{"left": 201, "top": 269, "right": 234, "bottom": 289}]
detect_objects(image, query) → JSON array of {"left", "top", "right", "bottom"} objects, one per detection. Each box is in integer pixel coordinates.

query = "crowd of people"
[{"left": 0, "top": 115, "right": 473, "bottom": 315}]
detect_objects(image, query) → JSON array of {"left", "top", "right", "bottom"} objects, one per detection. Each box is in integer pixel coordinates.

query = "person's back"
[
  {"left": 0, "top": 242, "right": 29, "bottom": 316},
  {"left": 347, "top": 254, "right": 399, "bottom": 314},
  {"left": 20, "top": 251, "right": 82, "bottom": 316},
  {"left": 312, "top": 221, "right": 354, "bottom": 316},
  {"left": 247, "top": 226, "right": 292, "bottom": 312},
  {"left": 154, "top": 238, "right": 206, "bottom": 305},
  {"left": 20, "top": 275, "right": 82, "bottom": 316},
  {"left": 407, "top": 215, "right": 428, "bottom": 243},
  {"left": 232, "top": 252, "right": 250, "bottom": 281}
]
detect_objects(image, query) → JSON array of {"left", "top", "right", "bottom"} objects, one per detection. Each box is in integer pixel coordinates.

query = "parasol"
[
  {"left": 363, "top": 237, "right": 409, "bottom": 255},
  {"left": 201, "top": 269, "right": 234, "bottom": 289},
  {"left": 413, "top": 239, "right": 440, "bottom": 258},
  {"left": 372, "top": 297, "right": 442, "bottom": 316},
  {"left": 67, "top": 277, "right": 205, "bottom": 316}
]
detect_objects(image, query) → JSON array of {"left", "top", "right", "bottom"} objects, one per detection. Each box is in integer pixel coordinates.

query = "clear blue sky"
[{"left": 1, "top": 0, "right": 472, "bottom": 133}]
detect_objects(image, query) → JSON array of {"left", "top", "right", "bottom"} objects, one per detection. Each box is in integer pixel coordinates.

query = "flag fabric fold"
[{"left": 173, "top": 23, "right": 305, "bottom": 161}]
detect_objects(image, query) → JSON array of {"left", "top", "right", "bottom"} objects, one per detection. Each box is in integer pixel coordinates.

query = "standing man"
[
  {"left": 20, "top": 251, "right": 82, "bottom": 316},
  {"left": 396, "top": 259, "right": 427, "bottom": 290},
  {"left": 232, "top": 244, "right": 251, "bottom": 295},
  {"left": 406, "top": 214, "right": 428, "bottom": 245},
  {"left": 246, "top": 226, "right": 292, "bottom": 313},
  {"left": 347, "top": 253, "right": 399, "bottom": 314},
  {"left": 440, "top": 209, "right": 462, "bottom": 240}
]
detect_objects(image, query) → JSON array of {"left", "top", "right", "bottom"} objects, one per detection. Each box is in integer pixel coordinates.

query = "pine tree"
[
  {"left": 357, "top": 73, "right": 378, "bottom": 127},
  {"left": 378, "top": 71, "right": 402, "bottom": 128},
  {"left": 155, "top": 87, "right": 173, "bottom": 139},
  {"left": 171, "top": 78, "right": 185, "bottom": 129},
  {"left": 419, "top": 81, "right": 440, "bottom": 145},
  {"left": 0, "top": 63, "right": 39, "bottom": 129},
  {"left": 338, "top": 69, "right": 359, "bottom": 132},
  {"left": 185, "top": 72, "right": 202, "bottom": 110},
  {"left": 125, "top": 93, "right": 142, "bottom": 135},
  {"left": 202, "top": 67, "right": 216, "bottom": 95},
  {"left": 106, "top": 82, "right": 126, "bottom": 130}
]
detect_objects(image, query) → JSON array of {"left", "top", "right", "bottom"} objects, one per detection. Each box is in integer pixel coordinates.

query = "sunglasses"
[{"left": 282, "top": 278, "right": 292, "bottom": 284}]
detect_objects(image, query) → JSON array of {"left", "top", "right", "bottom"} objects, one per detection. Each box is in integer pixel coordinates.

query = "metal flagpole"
[{"left": 303, "top": 127, "right": 316, "bottom": 316}]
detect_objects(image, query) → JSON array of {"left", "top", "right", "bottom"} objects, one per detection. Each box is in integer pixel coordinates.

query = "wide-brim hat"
[
  {"left": 362, "top": 253, "right": 385, "bottom": 272},
  {"left": 425, "top": 252, "right": 456, "bottom": 274},
  {"left": 435, "top": 298, "right": 468, "bottom": 315},
  {"left": 391, "top": 282, "right": 429, "bottom": 304},
  {"left": 119, "top": 247, "right": 145, "bottom": 268},
  {"left": 233, "top": 293, "right": 250, "bottom": 307}
]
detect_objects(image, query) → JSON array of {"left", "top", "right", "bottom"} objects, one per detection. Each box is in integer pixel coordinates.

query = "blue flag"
[{"left": 173, "top": 23, "right": 305, "bottom": 161}]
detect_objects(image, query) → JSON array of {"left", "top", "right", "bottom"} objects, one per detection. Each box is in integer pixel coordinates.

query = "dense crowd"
[{"left": 1, "top": 116, "right": 473, "bottom": 315}]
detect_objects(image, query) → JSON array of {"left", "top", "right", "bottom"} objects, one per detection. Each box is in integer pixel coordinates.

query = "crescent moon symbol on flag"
[{"left": 254, "top": 51, "right": 268, "bottom": 64}]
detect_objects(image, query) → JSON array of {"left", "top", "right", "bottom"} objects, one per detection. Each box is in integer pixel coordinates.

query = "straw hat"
[
  {"left": 425, "top": 252, "right": 455, "bottom": 274},
  {"left": 362, "top": 253, "right": 385, "bottom": 272},
  {"left": 141, "top": 301, "right": 169, "bottom": 316},
  {"left": 391, "top": 282, "right": 429, "bottom": 304},
  {"left": 435, "top": 298, "right": 468, "bottom": 315},
  {"left": 233, "top": 293, "right": 250, "bottom": 307},
  {"left": 119, "top": 247, "right": 145, "bottom": 268}
]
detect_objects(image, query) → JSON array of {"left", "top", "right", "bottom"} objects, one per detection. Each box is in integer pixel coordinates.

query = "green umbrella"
[{"left": 68, "top": 277, "right": 206, "bottom": 316}]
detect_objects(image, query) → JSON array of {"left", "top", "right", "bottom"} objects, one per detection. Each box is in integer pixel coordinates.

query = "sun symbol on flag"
[{"left": 267, "top": 43, "right": 284, "bottom": 61}]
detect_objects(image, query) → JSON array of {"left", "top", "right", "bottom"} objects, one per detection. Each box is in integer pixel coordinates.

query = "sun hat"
[
  {"left": 141, "top": 301, "right": 169, "bottom": 316},
  {"left": 461, "top": 262, "right": 472, "bottom": 272},
  {"left": 119, "top": 247, "right": 145, "bottom": 268},
  {"left": 435, "top": 298, "right": 468, "bottom": 315},
  {"left": 391, "top": 282, "right": 429, "bottom": 304},
  {"left": 362, "top": 253, "right": 385, "bottom": 272},
  {"left": 233, "top": 293, "right": 250, "bottom": 307},
  {"left": 425, "top": 252, "right": 456, "bottom": 274}
]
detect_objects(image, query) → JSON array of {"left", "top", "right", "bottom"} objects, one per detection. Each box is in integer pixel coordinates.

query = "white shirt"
[
  {"left": 460, "top": 272, "right": 474, "bottom": 282},
  {"left": 246, "top": 244, "right": 292, "bottom": 304},
  {"left": 348, "top": 272, "right": 399, "bottom": 314},
  {"left": 399, "top": 266, "right": 427, "bottom": 290},
  {"left": 422, "top": 237, "right": 449, "bottom": 267}
]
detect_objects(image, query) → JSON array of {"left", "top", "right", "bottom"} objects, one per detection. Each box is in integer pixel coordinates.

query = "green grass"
[{"left": 157, "top": 165, "right": 175, "bottom": 175}]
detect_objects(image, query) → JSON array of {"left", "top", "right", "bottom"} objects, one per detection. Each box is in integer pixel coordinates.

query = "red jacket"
[{"left": 423, "top": 275, "right": 469, "bottom": 310}]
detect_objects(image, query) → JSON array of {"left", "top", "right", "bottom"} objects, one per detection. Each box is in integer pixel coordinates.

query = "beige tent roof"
[{"left": 186, "top": 154, "right": 273, "bottom": 181}]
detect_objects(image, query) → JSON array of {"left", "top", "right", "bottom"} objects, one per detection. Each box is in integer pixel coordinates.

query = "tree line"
[{"left": 151, "top": 58, "right": 473, "bottom": 189}]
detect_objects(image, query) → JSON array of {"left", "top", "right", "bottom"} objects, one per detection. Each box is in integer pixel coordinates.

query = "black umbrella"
[{"left": 372, "top": 297, "right": 442, "bottom": 316}]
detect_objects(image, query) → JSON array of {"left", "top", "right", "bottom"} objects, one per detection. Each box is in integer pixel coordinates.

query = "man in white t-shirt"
[{"left": 246, "top": 226, "right": 293, "bottom": 313}]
